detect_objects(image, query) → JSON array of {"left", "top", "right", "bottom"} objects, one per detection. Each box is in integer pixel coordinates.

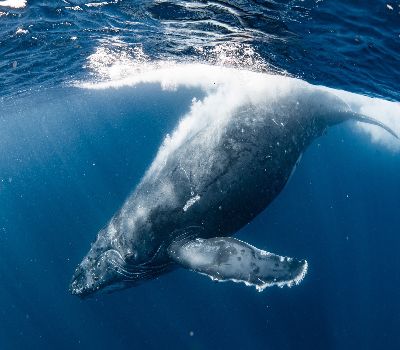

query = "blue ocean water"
[{"left": 0, "top": 1, "right": 399, "bottom": 349}]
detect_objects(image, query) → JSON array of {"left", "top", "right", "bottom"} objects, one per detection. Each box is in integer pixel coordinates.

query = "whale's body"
[{"left": 70, "top": 75, "right": 396, "bottom": 298}]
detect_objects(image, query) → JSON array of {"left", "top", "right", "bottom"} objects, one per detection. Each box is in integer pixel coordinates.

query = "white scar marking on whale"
[
  {"left": 108, "top": 222, "right": 117, "bottom": 239},
  {"left": 183, "top": 194, "right": 201, "bottom": 212}
]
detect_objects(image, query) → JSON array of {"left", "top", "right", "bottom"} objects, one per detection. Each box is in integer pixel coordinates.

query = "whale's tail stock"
[
  {"left": 318, "top": 89, "right": 399, "bottom": 140},
  {"left": 350, "top": 112, "right": 399, "bottom": 140}
]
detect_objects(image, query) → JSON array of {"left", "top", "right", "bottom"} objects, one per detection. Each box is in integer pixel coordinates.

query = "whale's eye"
[{"left": 125, "top": 249, "right": 138, "bottom": 261}]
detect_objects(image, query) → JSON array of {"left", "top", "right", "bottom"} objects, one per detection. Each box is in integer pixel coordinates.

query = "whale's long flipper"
[{"left": 168, "top": 237, "right": 308, "bottom": 291}]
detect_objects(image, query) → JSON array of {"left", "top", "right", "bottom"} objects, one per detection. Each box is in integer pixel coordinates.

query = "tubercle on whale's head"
[{"left": 69, "top": 228, "right": 141, "bottom": 298}]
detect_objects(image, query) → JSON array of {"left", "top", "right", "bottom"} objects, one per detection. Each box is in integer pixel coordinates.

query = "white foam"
[
  {"left": 198, "top": 42, "right": 272, "bottom": 72},
  {"left": 0, "top": 0, "right": 26, "bottom": 8},
  {"left": 78, "top": 45, "right": 400, "bottom": 154},
  {"left": 84, "top": 40, "right": 150, "bottom": 81},
  {"left": 65, "top": 6, "right": 83, "bottom": 11},
  {"left": 85, "top": 1, "right": 119, "bottom": 8},
  {"left": 15, "top": 27, "right": 28, "bottom": 35}
]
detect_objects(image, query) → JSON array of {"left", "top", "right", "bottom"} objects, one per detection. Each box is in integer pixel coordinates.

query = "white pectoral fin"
[{"left": 168, "top": 237, "right": 308, "bottom": 291}]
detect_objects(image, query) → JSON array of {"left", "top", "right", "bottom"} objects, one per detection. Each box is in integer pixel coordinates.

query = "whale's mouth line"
[
  {"left": 98, "top": 249, "right": 153, "bottom": 282},
  {"left": 70, "top": 242, "right": 172, "bottom": 296},
  {"left": 108, "top": 259, "right": 171, "bottom": 281},
  {"left": 108, "top": 257, "right": 151, "bottom": 280},
  {"left": 106, "top": 246, "right": 170, "bottom": 274}
]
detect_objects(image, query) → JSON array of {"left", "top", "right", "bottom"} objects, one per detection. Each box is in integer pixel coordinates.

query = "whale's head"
[{"left": 69, "top": 224, "right": 157, "bottom": 298}]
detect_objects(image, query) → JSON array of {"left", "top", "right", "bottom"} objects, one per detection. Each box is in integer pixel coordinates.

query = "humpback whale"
[{"left": 70, "top": 72, "right": 397, "bottom": 298}]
